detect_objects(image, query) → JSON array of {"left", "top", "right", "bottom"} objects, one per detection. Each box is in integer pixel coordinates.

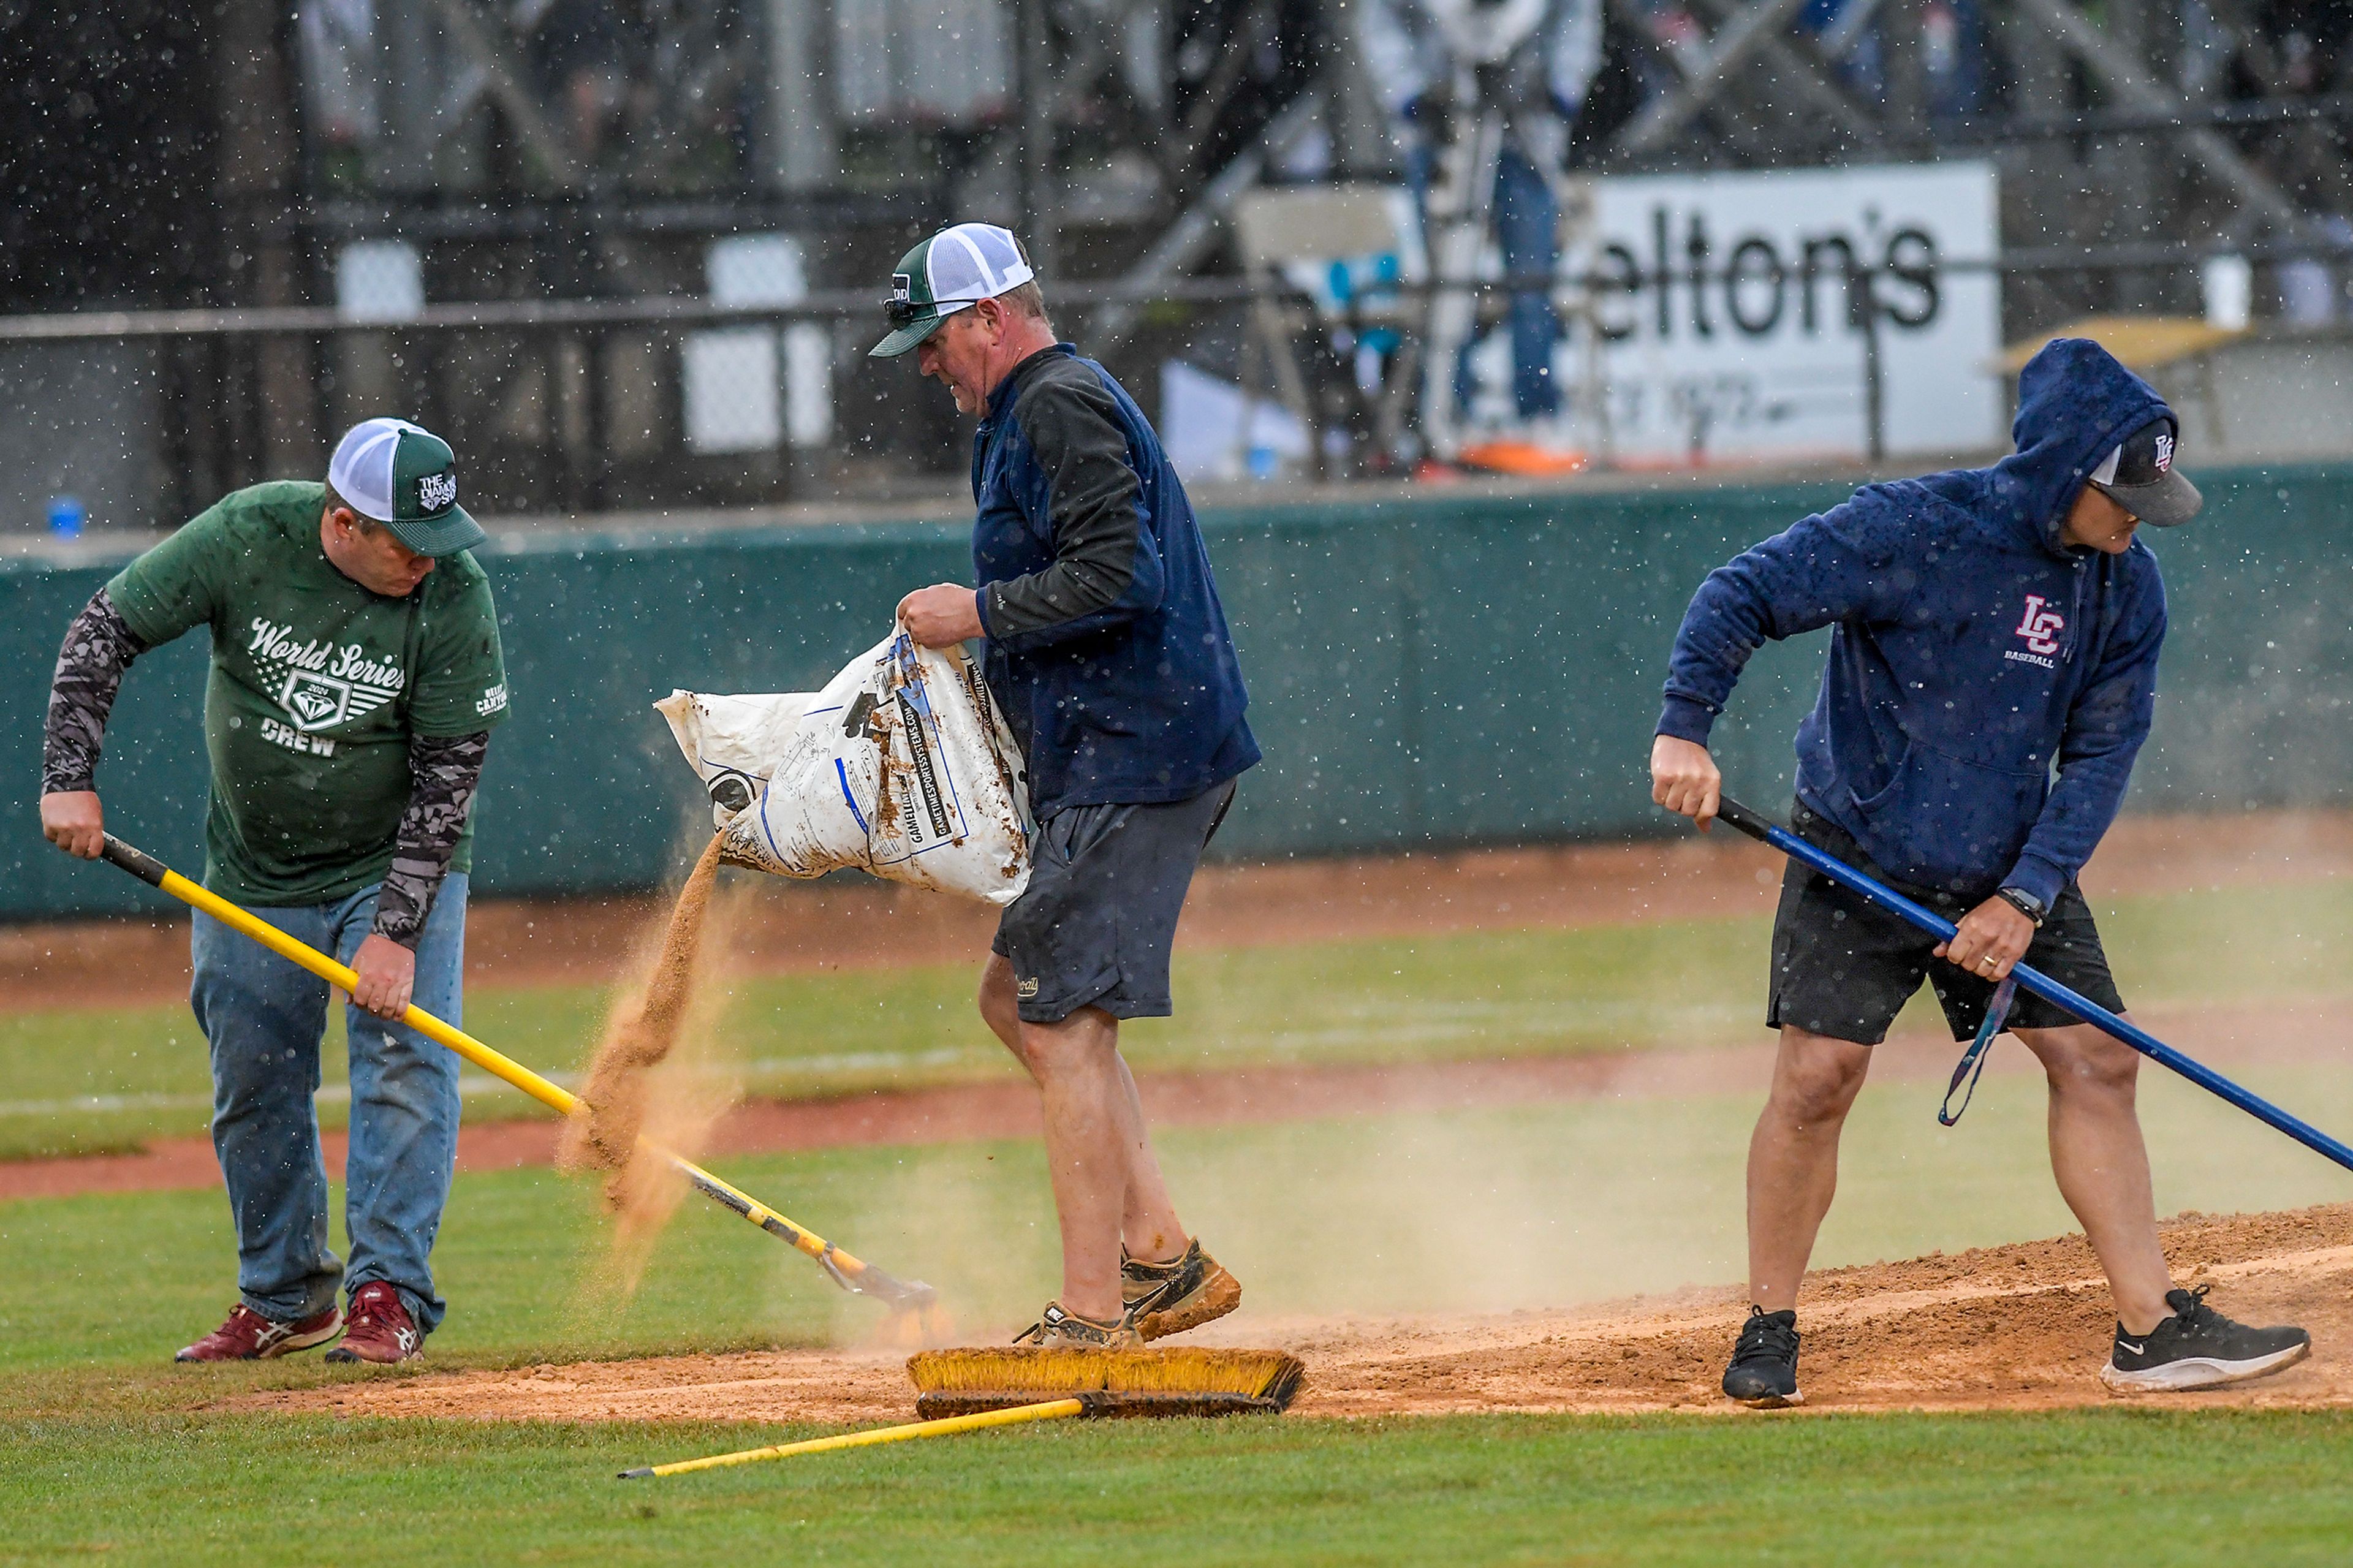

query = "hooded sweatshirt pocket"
[{"left": 1847, "top": 735, "right": 2048, "bottom": 890}]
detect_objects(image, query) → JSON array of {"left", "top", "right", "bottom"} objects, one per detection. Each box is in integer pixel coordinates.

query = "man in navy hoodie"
[
  {"left": 883, "top": 224, "right": 1259, "bottom": 1350},
  {"left": 1652, "top": 338, "right": 2310, "bottom": 1404}
]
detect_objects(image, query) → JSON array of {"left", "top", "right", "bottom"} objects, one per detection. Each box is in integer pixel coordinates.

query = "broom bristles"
[{"left": 906, "top": 1346, "right": 1305, "bottom": 1419}]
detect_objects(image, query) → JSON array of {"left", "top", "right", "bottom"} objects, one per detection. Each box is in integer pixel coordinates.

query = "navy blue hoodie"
[
  {"left": 971, "top": 344, "right": 1259, "bottom": 817},
  {"left": 1658, "top": 339, "right": 2172, "bottom": 907}
]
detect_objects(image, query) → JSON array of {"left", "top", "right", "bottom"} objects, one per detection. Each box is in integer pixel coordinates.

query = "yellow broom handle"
[
  {"left": 99, "top": 836, "right": 898, "bottom": 1289},
  {"left": 165, "top": 863, "right": 582, "bottom": 1113},
  {"left": 620, "top": 1399, "right": 1085, "bottom": 1479}
]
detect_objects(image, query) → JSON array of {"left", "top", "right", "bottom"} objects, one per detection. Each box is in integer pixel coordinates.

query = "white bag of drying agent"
[{"left": 655, "top": 629, "right": 1033, "bottom": 906}]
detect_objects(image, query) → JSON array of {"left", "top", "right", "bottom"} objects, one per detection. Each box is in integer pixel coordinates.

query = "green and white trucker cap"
[
  {"left": 327, "top": 417, "right": 486, "bottom": 556},
  {"left": 868, "top": 223, "right": 1037, "bottom": 358}
]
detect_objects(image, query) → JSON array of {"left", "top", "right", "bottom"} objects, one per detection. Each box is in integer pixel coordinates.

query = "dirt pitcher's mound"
[{"left": 232, "top": 1205, "right": 2353, "bottom": 1426}]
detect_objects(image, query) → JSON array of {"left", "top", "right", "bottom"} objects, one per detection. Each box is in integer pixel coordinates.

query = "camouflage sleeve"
[
  {"left": 42, "top": 588, "right": 150, "bottom": 796},
  {"left": 372, "top": 730, "right": 490, "bottom": 949}
]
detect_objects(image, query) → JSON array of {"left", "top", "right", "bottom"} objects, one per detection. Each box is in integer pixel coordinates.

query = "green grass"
[
  {"left": 7, "top": 864, "right": 2353, "bottom": 1560},
  {"left": 5, "top": 1408, "right": 2351, "bottom": 1566},
  {"left": 7, "top": 1051, "right": 2353, "bottom": 1559},
  {"left": 9, "top": 874, "right": 2353, "bottom": 1161},
  {"left": 2, "top": 1102, "right": 2351, "bottom": 1568}
]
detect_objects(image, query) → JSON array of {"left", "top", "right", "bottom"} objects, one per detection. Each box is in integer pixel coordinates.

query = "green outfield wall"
[{"left": 4, "top": 464, "right": 2347, "bottom": 920}]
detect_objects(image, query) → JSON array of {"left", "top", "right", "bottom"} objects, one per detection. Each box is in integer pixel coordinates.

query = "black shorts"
[
  {"left": 991, "top": 779, "right": 1237, "bottom": 1025},
  {"left": 1767, "top": 801, "right": 2125, "bottom": 1045}
]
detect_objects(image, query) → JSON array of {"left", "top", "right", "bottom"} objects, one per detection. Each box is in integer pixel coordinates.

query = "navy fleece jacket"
[
  {"left": 971, "top": 343, "right": 1259, "bottom": 817},
  {"left": 1657, "top": 338, "right": 2172, "bottom": 906}
]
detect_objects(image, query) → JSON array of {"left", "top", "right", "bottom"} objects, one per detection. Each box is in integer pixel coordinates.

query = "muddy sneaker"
[
  {"left": 324, "top": 1281, "right": 423, "bottom": 1365},
  {"left": 1121, "top": 1238, "right": 1242, "bottom": 1341},
  {"left": 1010, "top": 1301, "right": 1145, "bottom": 1350},
  {"left": 2099, "top": 1286, "right": 2309, "bottom": 1393},
  {"left": 1722, "top": 1306, "right": 1803, "bottom": 1407},
  {"left": 175, "top": 1302, "right": 344, "bottom": 1363}
]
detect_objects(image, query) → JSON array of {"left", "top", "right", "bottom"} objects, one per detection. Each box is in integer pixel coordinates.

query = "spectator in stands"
[
  {"left": 1797, "top": 0, "right": 1990, "bottom": 120},
  {"left": 526, "top": 0, "right": 637, "bottom": 164},
  {"left": 1359, "top": 0, "right": 1604, "bottom": 428},
  {"left": 2262, "top": 0, "right": 2353, "bottom": 93}
]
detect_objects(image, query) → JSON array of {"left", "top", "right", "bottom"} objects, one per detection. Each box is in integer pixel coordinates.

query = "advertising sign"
[{"left": 1487, "top": 162, "right": 2003, "bottom": 462}]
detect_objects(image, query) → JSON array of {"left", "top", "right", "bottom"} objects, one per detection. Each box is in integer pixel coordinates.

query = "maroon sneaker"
[
  {"left": 175, "top": 1301, "right": 344, "bottom": 1363},
  {"left": 324, "top": 1281, "right": 423, "bottom": 1364}
]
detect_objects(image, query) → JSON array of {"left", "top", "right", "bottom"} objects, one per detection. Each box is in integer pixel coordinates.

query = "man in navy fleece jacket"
[
  {"left": 1653, "top": 338, "right": 2309, "bottom": 1406},
  {"left": 886, "top": 223, "right": 1256, "bottom": 1352}
]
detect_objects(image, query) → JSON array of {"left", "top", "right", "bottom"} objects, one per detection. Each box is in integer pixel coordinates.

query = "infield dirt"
[{"left": 232, "top": 1202, "right": 2353, "bottom": 1423}]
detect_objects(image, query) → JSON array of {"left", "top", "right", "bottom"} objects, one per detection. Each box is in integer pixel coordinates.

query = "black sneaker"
[
  {"left": 1121, "top": 1238, "right": 1242, "bottom": 1341},
  {"left": 1010, "top": 1301, "right": 1143, "bottom": 1350},
  {"left": 1722, "top": 1306, "right": 1803, "bottom": 1407},
  {"left": 2099, "top": 1285, "right": 2311, "bottom": 1393}
]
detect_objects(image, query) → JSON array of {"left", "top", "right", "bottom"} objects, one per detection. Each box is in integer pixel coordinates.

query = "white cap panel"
[
  {"left": 925, "top": 222, "right": 1036, "bottom": 305},
  {"left": 329, "top": 416, "right": 430, "bottom": 521}
]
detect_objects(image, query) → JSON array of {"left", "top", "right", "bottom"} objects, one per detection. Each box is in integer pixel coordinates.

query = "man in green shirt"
[{"left": 39, "top": 418, "right": 509, "bottom": 1364}]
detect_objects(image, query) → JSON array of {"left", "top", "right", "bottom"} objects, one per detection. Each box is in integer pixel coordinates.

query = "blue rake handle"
[{"left": 1711, "top": 795, "right": 2353, "bottom": 1176}]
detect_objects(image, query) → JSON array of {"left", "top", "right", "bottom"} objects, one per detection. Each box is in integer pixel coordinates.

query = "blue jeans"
[
  {"left": 1480, "top": 148, "right": 1564, "bottom": 419},
  {"left": 1411, "top": 142, "right": 1564, "bottom": 420},
  {"left": 188, "top": 874, "right": 467, "bottom": 1335}
]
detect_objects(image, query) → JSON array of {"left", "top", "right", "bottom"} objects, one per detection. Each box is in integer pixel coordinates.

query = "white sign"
[
  {"left": 1509, "top": 162, "right": 2002, "bottom": 462},
  {"left": 335, "top": 240, "right": 423, "bottom": 324},
  {"left": 684, "top": 234, "right": 833, "bottom": 455}
]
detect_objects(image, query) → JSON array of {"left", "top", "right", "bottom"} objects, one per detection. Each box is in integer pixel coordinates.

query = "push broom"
[
  {"left": 620, "top": 1346, "right": 1307, "bottom": 1479},
  {"left": 93, "top": 834, "right": 949, "bottom": 1338},
  {"left": 1711, "top": 795, "right": 2353, "bottom": 1174}
]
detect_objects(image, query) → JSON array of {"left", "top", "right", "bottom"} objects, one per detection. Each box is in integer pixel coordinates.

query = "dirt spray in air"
[{"left": 558, "top": 832, "right": 739, "bottom": 1297}]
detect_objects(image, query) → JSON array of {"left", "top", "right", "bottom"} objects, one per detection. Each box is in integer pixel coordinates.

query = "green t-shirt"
[{"left": 108, "top": 480, "right": 510, "bottom": 905}]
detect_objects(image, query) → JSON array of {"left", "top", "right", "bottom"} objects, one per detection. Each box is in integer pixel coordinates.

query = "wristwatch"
[{"left": 1995, "top": 886, "right": 2048, "bottom": 928}]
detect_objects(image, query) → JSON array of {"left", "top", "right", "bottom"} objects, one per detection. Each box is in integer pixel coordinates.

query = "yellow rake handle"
[
  {"left": 620, "top": 1399, "right": 1085, "bottom": 1478},
  {"left": 97, "top": 835, "right": 932, "bottom": 1311}
]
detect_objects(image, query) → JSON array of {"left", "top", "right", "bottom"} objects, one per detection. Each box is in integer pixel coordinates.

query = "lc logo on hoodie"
[{"left": 2010, "top": 595, "right": 2066, "bottom": 665}]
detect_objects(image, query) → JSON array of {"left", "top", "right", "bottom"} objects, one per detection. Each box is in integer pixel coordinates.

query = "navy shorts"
[
  {"left": 1767, "top": 801, "right": 2125, "bottom": 1045},
  {"left": 991, "top": 779, "right": 1237, "bottom": 1025}
]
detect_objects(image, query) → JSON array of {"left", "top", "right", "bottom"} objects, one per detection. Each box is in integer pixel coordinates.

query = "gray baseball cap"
[{"left": 2089, "top": 417, "right": 2202, "bottom": 528}]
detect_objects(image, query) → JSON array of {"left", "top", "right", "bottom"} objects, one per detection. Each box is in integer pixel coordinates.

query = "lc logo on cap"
[
  {"left": 2086, "top": 415, "right": 2202, "bottom": 528},
  {"left": 328, "top": 417, "right": 487, "bottom": 557}
]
